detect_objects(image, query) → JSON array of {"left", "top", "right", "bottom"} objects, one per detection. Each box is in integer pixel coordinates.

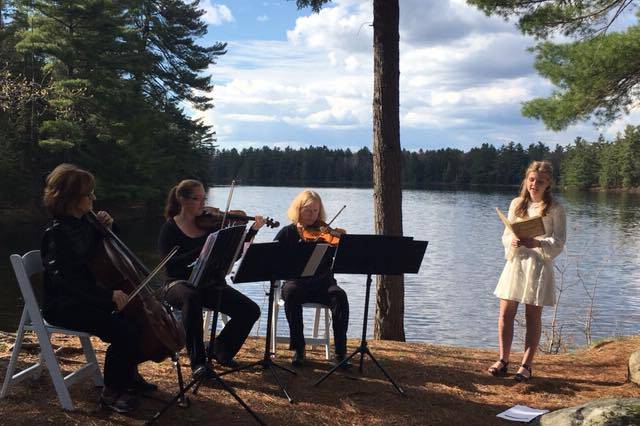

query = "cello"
[{"left": 87, "top": 211, "right": 185, "bottom": 362}]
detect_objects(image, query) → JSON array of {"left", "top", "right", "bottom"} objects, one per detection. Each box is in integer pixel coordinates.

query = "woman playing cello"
[
  {"left": 41, "top": 164, "right": 154, "bottom": 413},
  {"left": 274, "top": 189, "right": 350, "bottom": 367},
  {"left": 158, "top": 179, "right": 264, "bottom": 379}
]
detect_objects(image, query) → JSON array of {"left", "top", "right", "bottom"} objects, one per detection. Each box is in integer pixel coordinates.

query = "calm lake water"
[{"left": 1, "top": 186, "right": 639, "bottom": 350}]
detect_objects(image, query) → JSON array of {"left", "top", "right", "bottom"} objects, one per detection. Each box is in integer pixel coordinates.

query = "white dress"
[{"left": 493, "top": 197, "right": 567, "bottom": 306}]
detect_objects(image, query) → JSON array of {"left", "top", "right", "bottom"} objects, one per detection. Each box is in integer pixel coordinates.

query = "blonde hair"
[
  {"left": 515, "top": 160, "right": 554, "bottom": 218},
  {"left": 164, "top": 179, "right": 204, "bottom": 219},
  {"left": 43, "top": 163, "right": 95, "bottom": 216},
  {"left": 286, "top": 189, "right": 326, "bottom": 224}
]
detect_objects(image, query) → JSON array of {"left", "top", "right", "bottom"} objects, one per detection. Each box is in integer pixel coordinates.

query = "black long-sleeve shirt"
[
  {"left": 274, "top": 223, "right": 336, "bottom": 285},
  {"left": 41, "top": 215, "right": 115, "bottom": 317},
  {"left": 157, "top": 218, "right": 257, "bottom": 281}
]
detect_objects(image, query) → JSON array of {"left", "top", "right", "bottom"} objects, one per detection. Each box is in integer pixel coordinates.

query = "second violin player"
[{"left": 274, "top": 189, "right": 350, "bottom": 368}]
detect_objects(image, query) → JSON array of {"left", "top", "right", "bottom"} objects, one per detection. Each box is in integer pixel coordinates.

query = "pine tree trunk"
[{"left": 372, "top": 0, "right": 404, "bottom": 341}]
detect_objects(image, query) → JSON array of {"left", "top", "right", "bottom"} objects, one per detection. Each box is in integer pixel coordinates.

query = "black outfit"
[
  {"left": 41, "top": 215, "right": 141, "bottom": 391},
  {"left": 274, "top": 223, "right": 349, "bottom": 356},
  {"left": 158, "top": 218, "right": 260, "bottom": 367}
]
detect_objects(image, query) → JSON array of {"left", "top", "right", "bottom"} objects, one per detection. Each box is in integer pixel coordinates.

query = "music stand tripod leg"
[
  {"left": 314, "top": 274, "right": 406, "bottom": 396},
  {"left": 313, "top": 347, "right": 359, "bottom": 386},
  {"left": 148, "top": 285, "right": 265, "bottom": 425},
  {"left": 216, "top": 279, "right": 296, "bottom": 402},
  {"left": 362, "top": 347, "right": 406, "bottom": 396}
]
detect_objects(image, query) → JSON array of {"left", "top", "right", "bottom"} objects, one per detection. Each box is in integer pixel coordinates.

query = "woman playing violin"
[
  {"left": 158, "top": 179, "right": 264, "bottom": 378},
  {"left": 41, "top": 164, "right": 154, "bottom": 414},
  {"left": 274, "top": 189, "right": 350, "bottom": 367}
]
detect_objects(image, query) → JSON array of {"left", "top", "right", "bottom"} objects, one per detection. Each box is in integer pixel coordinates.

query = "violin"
[
  {"left": 297, "top": 204, "right": 347, "bottom": 246},
  {"left": 195, "top": 207, "right": 280, "bottom": 231},
  {"left": 298, "top": 221, "right": 346, "bottom": 246}
]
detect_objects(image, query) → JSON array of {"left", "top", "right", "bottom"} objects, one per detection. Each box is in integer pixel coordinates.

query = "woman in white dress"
[{"left": 488, "top": 161, "right": 566, "bottom": 381}]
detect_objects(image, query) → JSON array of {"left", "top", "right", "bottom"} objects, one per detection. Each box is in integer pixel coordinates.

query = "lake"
[{"left": 1, "top": 186, "right": 639, "bottom": 350}]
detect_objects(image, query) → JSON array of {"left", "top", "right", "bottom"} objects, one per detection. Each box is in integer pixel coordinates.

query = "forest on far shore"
[{"left": 209, "top": 126, "right": 640, "bottom": 191}]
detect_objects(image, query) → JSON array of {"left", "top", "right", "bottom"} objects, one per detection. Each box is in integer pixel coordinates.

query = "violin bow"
[
  {"left": 116, "top": 245, "right": 180, "bottom": 312},
  {"left": 220, "top": 179, "right": 236, "bottom": 229},
  {"left": 325, "top": 204, "right": 346, "bottom": 227},
  {"left": 312, "top": 204, "right": 346, "bottom": 242}
]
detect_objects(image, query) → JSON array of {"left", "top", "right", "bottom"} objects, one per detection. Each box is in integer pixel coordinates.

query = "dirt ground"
[{"left": 0, "top": 332, "right": 638, "bottom": 425}]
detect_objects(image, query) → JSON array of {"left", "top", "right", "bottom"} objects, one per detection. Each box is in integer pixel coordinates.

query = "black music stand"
[
  {"left": 314, "top": 234, "right": 428, "bottom": 396},
  {"left": 225, "top": 240, "right": 331, "bottom": 403},
  {"left": 149, "top": 226, "right": 265, "bottom": 425}
]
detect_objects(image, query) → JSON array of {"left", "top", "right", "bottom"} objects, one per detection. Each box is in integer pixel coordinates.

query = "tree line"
[
  {"left": 0, "top": 0, "right": 221, "bottom": 206},
  {"left": 209, "top": 126, "right": 640, "bottom": 190}
]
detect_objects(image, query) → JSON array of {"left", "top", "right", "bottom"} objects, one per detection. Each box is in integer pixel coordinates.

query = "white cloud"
[
  {"left": 257, "top": 15, "right": 269, "bottom": 22},
  {"left": 201, "top": 1, "right": 234, "bottom": 26},
  {"left": 200, "top": 0, "right": 637, "bottom": 151},
  {"left": 224, "top": 113, "right": 278, "bottom": 122}
]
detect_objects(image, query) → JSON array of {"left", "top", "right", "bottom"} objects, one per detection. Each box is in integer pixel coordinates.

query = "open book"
[{"left": 495, "top": 207, "right": 545, "bottom": 239}]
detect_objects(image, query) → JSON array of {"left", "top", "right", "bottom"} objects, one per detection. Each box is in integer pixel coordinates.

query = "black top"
[
  {"left": 274, "top": 223, "right": 336, "bottom": 285},
  {"left": 158, "top": 218, "right": 257, "bottom": 281},
  {"left": 41, "top": 215, "right": 115, "bottom": 317}
]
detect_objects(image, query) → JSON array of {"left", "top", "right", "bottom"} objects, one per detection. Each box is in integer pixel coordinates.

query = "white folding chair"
[
  {"left": 1, "top": 250, "right": 103, "bottom": 411},
  {"left": 270, "top": 280, "right": 332, "bottom": 360},
  {"left": 203, "top": 310, "right": 229, "bottom": 335}
]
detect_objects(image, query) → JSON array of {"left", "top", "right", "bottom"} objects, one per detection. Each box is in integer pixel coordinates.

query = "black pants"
[
  {"left": 281, "top": 278, "right": 349, "bottom": 355},
  {"left": 44, "top": 306, "right": 141, "bottom": 390},
  {"left": 163, "top": 280, "right": 260, "bottom": 367}
]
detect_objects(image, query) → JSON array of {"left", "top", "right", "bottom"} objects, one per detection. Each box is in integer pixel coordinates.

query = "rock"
[
  {"left": 537, "top": 398, "right": 640, "bottom": 426},
  {"left": 629, "top": 351, "right": 640, "bottom": 385}
]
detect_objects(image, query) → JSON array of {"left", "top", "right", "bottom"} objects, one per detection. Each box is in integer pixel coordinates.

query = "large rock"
[
  {"left": 629, "top": 351, "right": 640, "bottom": 385},
  {"left": 537, "top": 398, "right": 640, "bottom": 426}
]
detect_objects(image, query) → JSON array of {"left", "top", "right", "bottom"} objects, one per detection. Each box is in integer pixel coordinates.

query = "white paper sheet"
[
  {"left": 301, "top": 244, "right": 329, "bottom": 277},
  {"left": 496, "top": 405, "right": 549, "bottom": 422}
]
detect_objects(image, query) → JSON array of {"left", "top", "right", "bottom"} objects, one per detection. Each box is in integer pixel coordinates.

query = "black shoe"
[
  {"left": 488, "top": 359, "right": 509, "bottom": 377},
  {"left": 191, "top": 364, "right": 209, "bottom": 381},
  {"left": 100, "top": 388, "right": 139, "bottom": 413},
  {"left": 514, "top": 363, "right": 532, "bottom": 382},
  {"left": 125, "top": 372, "right": 158, "bottom": 394},
  {"left": 291, "top": 348, "right": 305, "bottom": 367},
  {"left": 215, "top": 356, "right": 240, "bottom": 369},
  {"left": 213, "top": 344, "right": 240, "bottom": 368},
  {"left": 334, "top": 353, "right": 353, "bottom": 369}
]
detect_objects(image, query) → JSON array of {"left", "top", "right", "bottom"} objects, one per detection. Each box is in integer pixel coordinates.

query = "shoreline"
[
  {"left": 3, "top": 184, "right": 640, "bottom": 223},
  {"left": 0, "top": 331, "right": 638, "bottom": 425}
]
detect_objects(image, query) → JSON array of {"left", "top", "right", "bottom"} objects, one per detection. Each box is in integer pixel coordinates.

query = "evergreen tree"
[
  {"left": 562, "top": 137, "right": 600, "bottom": 189},
  {"left": 468, "top": 1, "right": 640, "bottom": 130},
  {"left": 619, "top": 126, "right": 640, "bottom": 188}
]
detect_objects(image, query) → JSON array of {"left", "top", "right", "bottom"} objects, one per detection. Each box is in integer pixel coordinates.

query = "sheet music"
[
  {"left": 301, "top": 244, "right": 329, "bottom": 277},
  {"left": 188, "top": 231, "right": 218, "bottom": 285},
  {"left": 188, "top": 225, "right": 247, "bottom": 288},
  {"left": 496, "top": 405, "right": 549, "bottom": 422}
]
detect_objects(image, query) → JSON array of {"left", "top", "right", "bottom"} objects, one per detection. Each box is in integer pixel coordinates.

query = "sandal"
[
  {"left": 488, "top": 359, "right": 509, "bottom": 376},
  {"left": 514, "top": 363, "right": 532, "bottom": 382}
]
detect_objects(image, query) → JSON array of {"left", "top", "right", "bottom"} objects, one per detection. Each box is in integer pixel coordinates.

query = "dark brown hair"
[
  {"left": 164, "top": 179, "right": 204, "bottom": 219},
  {"left": 515, "top": 160, "right": 554, "bottom": 218},
  {"left": 43, "top": 163, "right": 95, "bottom": 216}
]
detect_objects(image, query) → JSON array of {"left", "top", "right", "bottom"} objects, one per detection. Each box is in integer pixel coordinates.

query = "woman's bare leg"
[
  {"left": 519, "top": 303, "right": 543, "bottom": 377},
  {"left": 489, "top": 299, "right": 518, "bottom": 372}
]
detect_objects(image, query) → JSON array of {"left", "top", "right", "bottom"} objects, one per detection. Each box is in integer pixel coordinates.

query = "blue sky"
[{"left": 191, "top": 0, "right": 639, "bottom": 152}]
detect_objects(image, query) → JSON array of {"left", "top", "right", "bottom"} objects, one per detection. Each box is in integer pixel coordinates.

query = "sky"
[{"left": 191, "top": 0, "right": 640, "bottom": 153}]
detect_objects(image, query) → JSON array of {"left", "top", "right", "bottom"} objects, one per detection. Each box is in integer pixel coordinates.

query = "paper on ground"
[{"left": 496, "top": 405, "right": 549, "bottom": 422}]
